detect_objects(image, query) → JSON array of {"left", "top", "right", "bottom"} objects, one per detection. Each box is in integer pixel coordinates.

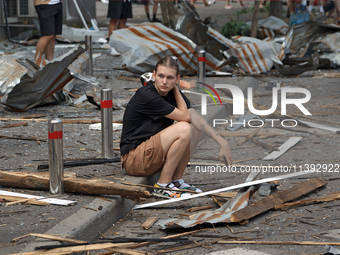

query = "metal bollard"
[
  {"left": 101, "top": 89, "right": 113, "bottom": 159},
  {"left": 48, "top": 119, "right": 64, "bottom": 195},
  {"left": 197, "top": 50, "right": 206, "bottom": 85},
  {"left": 85, "top": 35, "right": 93, "bottom": 76},
  {"left": 171, "top": 56, "right": 178, "bottom": 63}
]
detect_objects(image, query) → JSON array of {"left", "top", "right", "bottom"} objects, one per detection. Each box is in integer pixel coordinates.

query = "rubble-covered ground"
[{"left": 1, "top": 1, "right": 340, "bottom": 255}]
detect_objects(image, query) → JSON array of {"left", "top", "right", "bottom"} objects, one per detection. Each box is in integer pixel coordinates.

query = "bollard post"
[
  {"left": 101, "top": 89, "right": 113, "bottom": 159},
  {"left": 85, "top": 35, "right": 93, "bottom": 76},
  {"left": 48, "top": 119, "right": 64, "bottom": 195},
  {"left": 171, "top": 56, "right": 178, "bottom": 63},
  {"left": 197, "top": 50, "right": 206, "bottom": 86}
]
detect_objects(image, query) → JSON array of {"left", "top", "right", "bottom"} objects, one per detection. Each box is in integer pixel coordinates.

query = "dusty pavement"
[{"left": 0, "top": 1, "right": 340, "bottom": 255}]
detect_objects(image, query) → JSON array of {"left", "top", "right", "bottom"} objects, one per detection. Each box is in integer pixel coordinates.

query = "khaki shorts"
[{"left": 121, "top": 133, "right": 166, "bottom": 176}]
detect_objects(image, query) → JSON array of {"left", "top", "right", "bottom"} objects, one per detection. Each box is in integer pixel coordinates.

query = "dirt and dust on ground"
[{"left": 0, "top": 1, "right": 340, "bottom": 255}]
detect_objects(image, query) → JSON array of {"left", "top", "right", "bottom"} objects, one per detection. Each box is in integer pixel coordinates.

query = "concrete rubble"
[{"left": 0, "top": 1, "right": 340, "bottom": 255}]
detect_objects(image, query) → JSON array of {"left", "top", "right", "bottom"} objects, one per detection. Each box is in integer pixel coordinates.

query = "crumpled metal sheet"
[
  {"left": 224, "top": 37, "right": 285, "bottom": 74},
  {"left": 0, "top": 58, "right": 28, "bottom": 94},
  {"left": 273, "top": 52, "right": 319, "bottom": 77},
  {"left": 177, "top": 0, "right": 200, "bottom": 20},
  {"left": 1, "top": 46, "right": 86, "bottom": 111},
  {"left": 312, "top": 32, "right": 340, "bottom": 65},
  {"left": 288, "top": 21, "right": 340, "bottom": 58},
  {"left": 257, "top": 15, "right": 289, "bottom": 39},
  {"left": 109, "top": 23, "right": 227, "bottom": 75},
  {"left": 157, "top": 171, "right": 260, "bottom": 229},
  {"left": 177, "top": 13, "right": 237, "bottom": 60}
]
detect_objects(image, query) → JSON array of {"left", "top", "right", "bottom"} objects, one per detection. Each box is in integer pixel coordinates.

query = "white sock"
[
  {"left": 157, "top": 182, "right": 169, "bottom": 187},
  {"left": 319, "top": 6, "right": 324, "bottom": 13}
]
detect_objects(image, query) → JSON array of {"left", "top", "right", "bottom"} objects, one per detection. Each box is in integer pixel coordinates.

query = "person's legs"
[
  {"left": 118, "top": 18, "right": 127, "bottom": 29},
  {"left": 167, "top": 1, "right": 176, "bottom": 29},
  {"left": 44, "top": 35, "right": 56, "bottom": 61},
  {"left": 225, "top": 0, "right": 232, "bottom": 9},
  {"left": 160, "top": 1, "right": 169, "bottom": 27},
  {"left": 157, "top": 121, "right": 191, "bottom": 184},
  {"left": 143, "top": 0, "right": 150, "bottom": 21},
  {"left": 152, "top": 0, "right": 161, "bottom": 22},
  {"left": 34, "top": 35, "right": 54, "bottom": 66},
  {"left": 108, "top": 18, "right": 118, "bottom": 35}
]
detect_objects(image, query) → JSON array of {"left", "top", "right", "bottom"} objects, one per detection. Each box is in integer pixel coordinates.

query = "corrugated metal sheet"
[
  {"left": 224, "top": 39, "right": 285, "bottom": 74},
  {"left": 1, "top": 46, "right": 86, "bottom": 111},
  {"left": 157, "top": 172, "right": 260, "bottom": 229},
  {"left": 0, "top": 58, "right": 28, "bottom": 94},
  {"left": 109, "top": 23, "right": 227, "bottom": 75}
]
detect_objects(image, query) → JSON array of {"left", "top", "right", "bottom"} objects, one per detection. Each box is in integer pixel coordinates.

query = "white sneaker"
[
  {"left": 110, "top": 47, "right": 120, "bottom": 56},
  {"left": 101, "top": 0, "right": 109, "bottom": 3}
]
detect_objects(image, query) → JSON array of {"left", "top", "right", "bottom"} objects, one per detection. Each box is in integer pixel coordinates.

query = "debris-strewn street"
[{"left": 1, "top": 1, "right": 340, "bottom": 255}]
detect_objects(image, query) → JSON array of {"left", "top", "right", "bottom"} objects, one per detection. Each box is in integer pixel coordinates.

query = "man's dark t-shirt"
[{"left": 120, "top": 82, "right": 190, "bottom": 156}]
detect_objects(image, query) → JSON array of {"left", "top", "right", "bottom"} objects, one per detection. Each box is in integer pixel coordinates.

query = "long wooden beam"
[{"left": 0, "top": 171, "right": 150, "bottom": 198}]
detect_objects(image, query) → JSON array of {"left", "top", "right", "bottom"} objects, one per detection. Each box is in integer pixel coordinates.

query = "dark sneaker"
[
  {"left": 153, "top": 183, "right": 191, "bottom": 198},
  {"left": 152, "top": 17, "right": 162, "bottom": 23}
]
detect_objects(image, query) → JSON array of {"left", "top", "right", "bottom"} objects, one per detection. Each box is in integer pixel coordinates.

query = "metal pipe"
[
  {"left": 101, "top": 89, "right": 113, "bottom": 159},
  {"left": 48, "top": 119, "right": 64, "bottom": 195},
  {"left": 85, "top": 35, "right": 93, "bottom": 76},
  {"left": 197, "top": 50, "right": 206, "bottom": 85}
]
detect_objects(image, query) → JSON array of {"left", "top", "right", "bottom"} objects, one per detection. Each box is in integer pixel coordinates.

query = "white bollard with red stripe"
[
  {"left": 48, "top": 118, "right": 64, "bottom": 195},
  {"left": 197, "top": 50, "right": 206, "bottom": 85},
  {"left": 101, "top": 89, "right": 113, "bottom": 159}
]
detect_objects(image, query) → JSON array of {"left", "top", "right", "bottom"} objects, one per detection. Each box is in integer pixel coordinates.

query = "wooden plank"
[
  {"left": 141, "top": 217, "right": 158, "bottom": 230},
  {"left": 0, "top": 171, "right": 150, "bottom": 199},
  {"left": 230, "top": 178, "right": 327, "bottom": 223},
  {"left": 263, "top": 137, "right": 302, "bottom": 160},
  {"left": 275, "top": 191, "right": 340, "bottom": 210}
]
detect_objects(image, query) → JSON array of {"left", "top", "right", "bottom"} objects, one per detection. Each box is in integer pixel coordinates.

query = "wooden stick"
[
  {"left": 156, "top": 240, "right": 218, "bottom": 253},
  {"left": 12, "top": 233, "right": 87, "bottom": 244},
  {"left": 218, "top": 240, "right": 340, "bottom": 246},
  {"left": 0, "top": 122, "right": 28, "bottom": 128},
  {"left": 6, "top": 243, "right": 136, "bottom": 255}
]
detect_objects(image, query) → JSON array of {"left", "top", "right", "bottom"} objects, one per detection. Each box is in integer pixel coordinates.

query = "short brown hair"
[{"left": 155, "top": 56, "right": 179, "bottom": 76}]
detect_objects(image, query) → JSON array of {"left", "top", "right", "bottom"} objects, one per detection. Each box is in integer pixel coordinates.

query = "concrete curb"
[
  {"left": 21, "top": 104, "right": 230, "bottom": 252},
  {"left": 21, "top": 174, "right": 158, "bottom": 252}
]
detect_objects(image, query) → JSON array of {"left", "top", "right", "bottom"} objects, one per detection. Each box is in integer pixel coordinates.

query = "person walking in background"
[
  {"left": 160, "top": 0, "right": 176, "bottom": 29},
  {"left": 225, "top": 0, "right": 246, "bottom": 9},
  {"left": 33, "top": 0, "right": 63, "bottom": 67},
  {"left": 143, "top": 0, "right": 162, "bottom": 22},
  {"left": 107, "top": 0, "right": 133, "bottom": 56}
]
